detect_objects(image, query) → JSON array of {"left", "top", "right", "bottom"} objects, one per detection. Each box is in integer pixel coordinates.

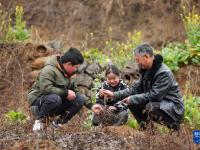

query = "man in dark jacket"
[
  {"left": 103, "top": 43, "right": 184, "bottom": 130},
  {"left": 28, "top": 48, "right": 100, "bottom": 133}
]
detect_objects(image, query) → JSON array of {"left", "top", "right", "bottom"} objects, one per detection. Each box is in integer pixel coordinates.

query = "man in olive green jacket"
[{"left": 28, "top": 48, "right": 101, "bottom": 133}]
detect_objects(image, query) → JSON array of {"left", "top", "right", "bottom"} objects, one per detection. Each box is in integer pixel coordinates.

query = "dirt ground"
[
  {"left": 0, "top": 43, "right": 200, "bottom": 150},
  {"left": 0, "top": 119, "right": 199, "bottom": 150}
]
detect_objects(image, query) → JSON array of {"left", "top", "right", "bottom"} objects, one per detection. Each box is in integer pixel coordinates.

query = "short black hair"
[
  {"left": 133, "top": 43, "right": 154, "bottom": 56},
  {"left": 105, "top": 65, "right": 121, "bottom": 77},
  {"left": 61, "top": 47, "right": 84, "bottom": 65}
]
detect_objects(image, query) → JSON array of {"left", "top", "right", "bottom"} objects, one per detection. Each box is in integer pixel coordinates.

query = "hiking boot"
[{"left": 32, "top": 120, "right": 44, "bottom": 133}]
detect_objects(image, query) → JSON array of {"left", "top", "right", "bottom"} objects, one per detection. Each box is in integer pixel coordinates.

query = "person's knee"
[
  {"left": 48, "top": 94, "right": 62, "bottom": 107},
  {"left": 75, "top": 95, "right": 85, "bottom": 106}
]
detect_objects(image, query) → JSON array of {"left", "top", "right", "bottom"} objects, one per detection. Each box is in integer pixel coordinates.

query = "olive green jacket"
[{"left": 28, "top": 56, "right": 92, "bottom": 109}]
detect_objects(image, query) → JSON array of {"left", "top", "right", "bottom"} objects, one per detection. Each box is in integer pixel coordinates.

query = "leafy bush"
[
  {"left": 83, "top": 30, "right": 142, "bottom": 68},
  {"left": 162, "top": 7, "right": 200, "bottom": 72},
  {"left": 0, "top": 5, "right": 30, "bottom": 42},
  {"left": 184, "top": 95, "right": 200, "bottom": 129},
  {"left": 83, "top": 48, "right": 110, "bottom": 66},
  {"left": 83, "top": 78, "right": 101, "bottom": 129},
  {"left": 5, "top": 110, "right": 27, "bottom": 123},
  {"left": 162, "top": 43, "right": 190, "bottom": 71},
  {"left": 182, "top": 6, "right": 200, "bottom": 47},
  {"left": 105, "top": 30, "right": 142, "bottom": 68},
  {"left": 83, "top": 110, "right": 93, "bottom": 129}
]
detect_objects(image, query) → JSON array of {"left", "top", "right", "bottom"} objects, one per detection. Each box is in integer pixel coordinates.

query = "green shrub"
[
  {"left": 83, "top": 48, "right": 110, "bottom": 66},
  {"left": 182, "top": 6, "right": 200, "bottom": 47},
  {"left": 83, "top": 30, "right": 142, "bottom": 68},
  {"left": 162, "top": 43, "right": 189, "bottom": 72},
  {"left": 105, "top": 30, "right": 142, "bottom": 68},
  {"left": 0, "top": 5, "right": 30, "bottom": 42},
  {"left": 83, "top": 110, "right": 93, "bottom": 129},
  {"left": 162, "top": 7, "right": 200, "bottom": 72},
  {"left": 184, "top": 94, "right": 200, "bottom": 129},
  {"left": 83, "top": 78, "right": 101, "bottom": 129},
  {"left": 5, "top": 110, "right": 27, "bottom": 123}
]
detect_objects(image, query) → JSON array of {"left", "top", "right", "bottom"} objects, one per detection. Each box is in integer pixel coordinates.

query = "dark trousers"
[
  {"left": 129, "top": 102, "right": 180, "bottom": 130},
  {"left": 32, "top": 94, "right": 85, "bottom": 124}
]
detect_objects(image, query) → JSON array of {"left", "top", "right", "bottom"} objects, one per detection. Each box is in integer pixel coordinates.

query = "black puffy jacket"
[{"left": 96, "top": 80, "right": 127, "bottom": 106}]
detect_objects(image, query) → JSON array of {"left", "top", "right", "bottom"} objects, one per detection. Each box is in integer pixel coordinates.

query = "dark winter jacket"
[
  {"left": 96, "top": 80, "right": 127, "bottom": 106},
  {"left": 114, "top": 54, "right": 184, "bottom": 122}
]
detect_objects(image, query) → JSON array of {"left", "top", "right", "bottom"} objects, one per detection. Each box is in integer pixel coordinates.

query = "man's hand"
[
  {"left": 102, "top": 90, "right": 114, "bottom": 98},
  {"left": 108, "top": 106, "right": 117, "bottom": 111},
  {"left": 67, "top": 90, "right": 76, "bottom": 101},
  {"left": 91, "top": 104, "right": 103, "bottom": 114},
  {"left": 122, "top": 97, "right": 131, "bottom": 106}
]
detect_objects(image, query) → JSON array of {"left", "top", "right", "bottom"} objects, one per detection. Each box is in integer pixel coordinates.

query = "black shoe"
[{"left": 167, "top": 123, "right": 180, "bottom": 131}]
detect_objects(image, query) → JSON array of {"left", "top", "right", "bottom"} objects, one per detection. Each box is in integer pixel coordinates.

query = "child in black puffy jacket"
[{"left": 92, "top": 65, "right": 128, "bottom": 126}]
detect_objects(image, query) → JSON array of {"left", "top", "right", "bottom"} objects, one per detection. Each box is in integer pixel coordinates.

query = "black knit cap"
[{"left": 60, "top": 47, "right": 84, "bottom": 65}]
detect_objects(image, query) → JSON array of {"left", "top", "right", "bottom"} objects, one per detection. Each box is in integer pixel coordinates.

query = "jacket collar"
[{"left": 140, "top": 54, "right": 163, "bottom": 81}]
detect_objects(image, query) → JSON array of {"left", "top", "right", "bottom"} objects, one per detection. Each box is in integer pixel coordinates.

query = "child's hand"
[
  {"left": 99, "top": 89, "right": 105, "bottom": 97},
  {"left": 108, "top": 106, "right": 117, "bottom": 111},
  {"left": 92, "top": 104, "right": 103, "bottom": 114},
  {"left": 102, "top": 90, "right": 114, "bottom": 98}
]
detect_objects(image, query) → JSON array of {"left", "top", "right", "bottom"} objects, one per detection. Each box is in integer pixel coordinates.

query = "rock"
[
  {"left": 34, "top": 45, "right": 53, "bottom": 58},
  {"left": 77, "top": 86, "right": 92, "bottom": 98},
  {"left": 74, "top": 74, "right": 93, "bottom": 88},
  {"left": 86, "top": 62, "right": 102, "bottom": 76},
  {"left": 30, "top": 55, "right": 55, "bottom": 70},
  {"left": 122, "top": 60, "right": 139, "bottom": 85},
  {"left": 78, "top": 61, "right": 88, "bottom": 73}
]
